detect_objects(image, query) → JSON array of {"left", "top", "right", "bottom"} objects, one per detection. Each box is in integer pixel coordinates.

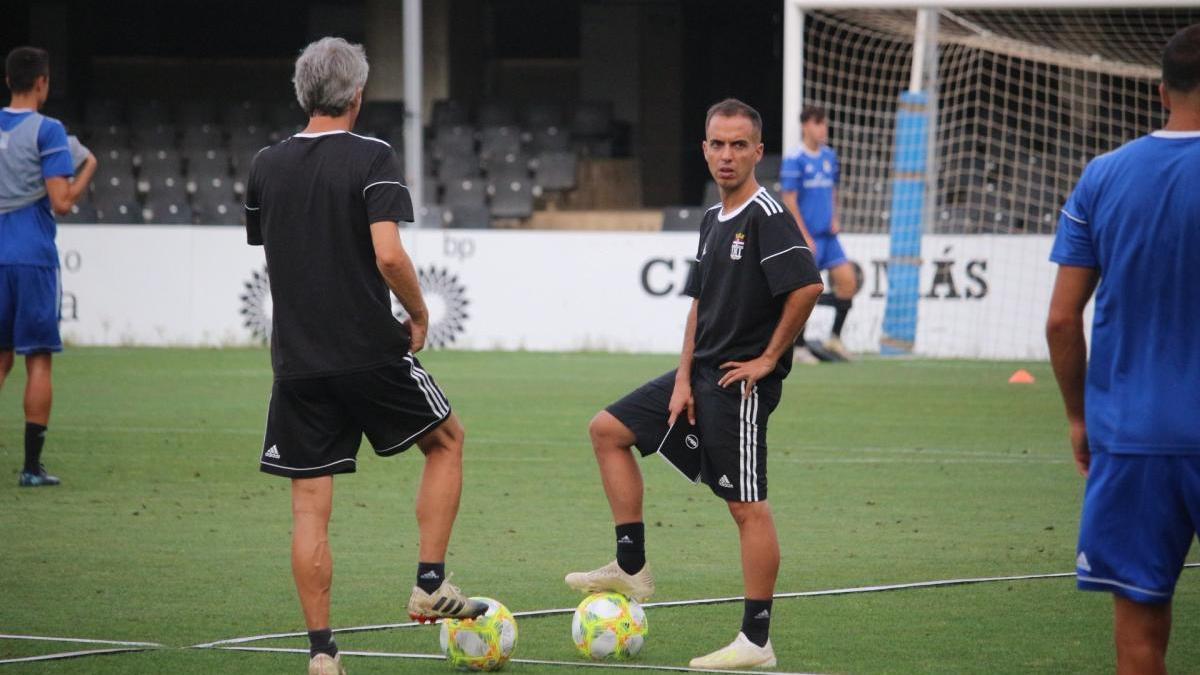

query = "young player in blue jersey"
[
  {"left": 1, "top": 47, "right": 97, "bottom": 487},
  {"left": 1047, "top": 23, "right": 1200, "bottom": 675},
  {"left": 781, "top": 106, "right": 857, "bottom": 363}
]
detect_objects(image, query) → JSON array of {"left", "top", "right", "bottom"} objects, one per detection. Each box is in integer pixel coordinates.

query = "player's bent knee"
[
  {"left": 726, "top": 500, "right": 771, "bottom": 525},
  {"left": 422, "top": 415, "right": 465, "bottom": 457},
  {"left": 589, "top": 411, "right": 635, "bottom": 451}
]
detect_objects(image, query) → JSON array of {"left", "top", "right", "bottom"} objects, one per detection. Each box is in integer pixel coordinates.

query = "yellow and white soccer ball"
[
  {"left": 571, "top": 592, "right": 648, "bottom": 660},
  {"left": 439, "top": 597, "right": 518, "bottom": 671}
]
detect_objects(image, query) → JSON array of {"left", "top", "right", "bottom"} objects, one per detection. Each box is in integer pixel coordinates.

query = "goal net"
[{"left": 794, "top": 6, "right": 1200, "bottom": 358}]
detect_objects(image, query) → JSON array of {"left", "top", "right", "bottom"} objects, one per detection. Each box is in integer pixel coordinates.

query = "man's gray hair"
[{"left": 293, "top": 37, "right": 369, "bottom": 118}]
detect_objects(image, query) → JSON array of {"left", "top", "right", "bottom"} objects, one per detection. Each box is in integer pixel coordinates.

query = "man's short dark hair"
[
  {"left": 1163, "top": 23, "right": 1200, "bottom": 94},
  {"left": 705, "top": 98, "right": 762, "bottom": 140},
  {"left": 800, "top": 106, "right": 827, "bottom": 124},
  {"left": 5, "top": 47, "right": 50, "bottom": 94}
]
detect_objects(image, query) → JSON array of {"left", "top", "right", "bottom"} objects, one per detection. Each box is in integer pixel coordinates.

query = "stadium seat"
[
  {"left": 192, "top": 194, "right": 242, "bottom": 225},
  {"left": 91, "top": 146, "right": 135, "bottom": 173},
  {"left": 476, "top": 101, "right": 516, "bottom": 128},
  {"left": 58, "top": 199, "right": 98, "bottom": 224},
  {"left": 486, "top": 153, "right": 530, "bottom": 182},
  {"left": 91, "top": 169, "right": 138, "bottom": 204},
  {"left": 488, "top": 180, "right": 535, "bottom": 219},
  {"left": 137, "top": 147, "right": 183, "bottom": 174},
  {"left": 267, "top": 100, "right": 304, "bottom": 129},
  {"left": 133, "top": 123, "right": 177, "bottom": 149},
  {"left": 86, "top": 124, "right": 131, "bottom": 148},
  {"left": 84, "top": 98, "right": 123, "bottom": 126},
  {"left": 532, "top": 151, "right": 577, "bottom": 192},
  {"left": 416, "top": 204, "right": 449, "bottom": 229},
  {"left": 176, "top": 100, "right": 218, "bottom": 127},
  {"left": 143, "top": 198, "right": 194, "bottom": 225},
  {"left": 422, "top": 174, "right": 442, "bottom": 205},
  {"left": 758, "top": 154, "right": 782, "bottom": 180},
  {"left": 186, "top": 149, "right": 231, "bottom": 178},
  {"left": 222, "top": 100, "right": 263, "bottom": 128},
  {"left": 93, "top": 196, "right": 143, "bottom": 224},
  {"left": 229, "top": 125, "right": 271, "bottom": 155},
  {"left": 437, "top": 154, "right": 482, "bottom": 182},
  {"left": 129, "top": 99, "right": 170, "bottom": 128},
  {"left": 521, "top": 102, "right": 563, "bottom": 130},
  {"left": 431, "top": 99, "right": 469, "bottom": 128},
  {"left": 479, "top": 126, "right": 522, "bottom": 163},
  {"left": 181, "top": 124, "right": 226, "bottom": 151},
  {"left": 432, "top": 125, "right": 476, "bottom": 159},
  {"left": 443, "top": 179, "right": 487, "bottom": 209},
  {"left": 528, "top": 126, "right": 570, "bottom": 153},
  {"left": 570, "top": 101, "right": 613, "bottom": 138},
  {"left": 444, "top": 204, "right": 491, "bottom": 229},
  {"left": 359, "top": 100, "right": 405, "bottom": 135},
  {"left": 139, "top": 173, "right": 188, "bottom": 202},
  {"left": 189, "top": 175, "right": 234, "bottom": 202},
  {"left": 661, "top": 206, "right": 705, "bottom": 232}
]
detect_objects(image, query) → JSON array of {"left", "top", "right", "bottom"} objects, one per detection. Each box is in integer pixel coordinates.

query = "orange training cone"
[{"left": 1008, "top": 369, "right": 1036, "bottom": 384}]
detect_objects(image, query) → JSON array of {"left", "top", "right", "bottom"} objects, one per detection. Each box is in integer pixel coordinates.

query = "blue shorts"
[
  {"left": 813, "top": 233, "right": 848, "bottom": 271},
  {"left": 1076, "top": 452, "right": 1200, "bottom": 604},
  {"left": 0, "top": 265, "right": 62, "bottom": 355}
]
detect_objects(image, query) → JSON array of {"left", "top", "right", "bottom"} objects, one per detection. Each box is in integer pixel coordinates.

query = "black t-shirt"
[
  {"left": 684, "top": 186, "right": 822, "bottom": 380},
  {"left": 245, "top": 130, "right": 414, "bottom": 379}
]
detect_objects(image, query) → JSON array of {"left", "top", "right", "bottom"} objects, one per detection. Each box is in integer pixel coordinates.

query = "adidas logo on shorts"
[
  {"left": 718, "top": 475, "right": 733, "bottom": 489},
  {"left": 264, "top": 445, "right": 281, "bottom": 460},
  {"left": 1076, "top": 552, "right": 1092, "bottom": 573}
]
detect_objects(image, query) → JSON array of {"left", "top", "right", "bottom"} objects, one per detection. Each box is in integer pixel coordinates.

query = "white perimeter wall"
[{"left": 56, "top": 226, "right": 1073, "bottom": 359}]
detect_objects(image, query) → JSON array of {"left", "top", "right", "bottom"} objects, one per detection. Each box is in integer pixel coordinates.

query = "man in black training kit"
[
  {"left": 245, "top": 37, "right": 486, "bottom": 675},
  {"left": 566, "top": 99, "right": 823, "bottom": 669}
]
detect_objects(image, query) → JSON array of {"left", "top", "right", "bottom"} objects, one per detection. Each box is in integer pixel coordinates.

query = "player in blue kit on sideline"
[
  {"left": 1, "top": 47, "right": 97, "bottom": 487},
  {"left": 781, "top": 106, "right": 857, "bottom": 363},
  {"left": 1047, "top": 23, "right": 1200, "bottom": 675}
]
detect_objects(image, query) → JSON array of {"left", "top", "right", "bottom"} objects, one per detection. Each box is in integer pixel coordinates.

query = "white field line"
[
  {"left": 0, "top": 634, "right": 162, "bottom": 647},
  {"left": 216, "top": 646, "right": 820, "bottom": 674},
  {"left": 195, "top": 565, "right": 1199, "bottom": 646},
  {"left": 0, "top": 647, "right": 148, "bottom": 664}
]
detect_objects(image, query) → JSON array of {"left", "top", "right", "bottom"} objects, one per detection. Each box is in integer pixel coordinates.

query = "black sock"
[
  {"left": 307, "top": 628, "right": 337, "bottom": 658},
  {"left": 832, "top": 298, "right": 853, "bottom": 337},
  {"left": 416, "top": 561, "right": 446, "bottom": 594},
  {"left": 816, "top": 292, "right": 838, "bottom": 307},
  {"left": 24, "top": 422, "right": 46, "bottom": 474},
  {"left": 741, "top": 598, "right": 773, "bottom": 647},
  {"left": 614, "top": 522, "right": 645, "bottom": 575}
]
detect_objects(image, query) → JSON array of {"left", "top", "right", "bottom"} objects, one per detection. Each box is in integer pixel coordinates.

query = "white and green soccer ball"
[
  {"left": 571, "top": 592, "right": 648, "bottom": 660},
  {"left": 439, "top": 597, "right": 518, "bottom": 671}
]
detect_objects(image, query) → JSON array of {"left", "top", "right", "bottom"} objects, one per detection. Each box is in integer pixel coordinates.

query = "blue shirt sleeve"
[
  {"left": 38, "top": 118, "right": 74, "bottom": 179},
  {"left": 1050, "top": 163, "right": 1098, "bottom": 268},
  {"left": 779, "top": 154, "right": 802, "bottom": 193}
]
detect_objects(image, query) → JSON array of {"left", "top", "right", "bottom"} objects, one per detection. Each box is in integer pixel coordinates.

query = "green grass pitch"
[{"left": 1, "top": 348, "right": 1196, "bottom": 673}]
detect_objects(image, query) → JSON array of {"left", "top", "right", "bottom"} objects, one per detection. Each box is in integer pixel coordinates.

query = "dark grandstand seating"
[
  {"left": 661, "top": 206, "right": 705, "bottom": 232},
  {"left": 444, "top": 204, "right": 491, "bottom": 229},
  {"left": 488, "top": 179, "right": 535, "bottom": 219},
  {"left": 532, "top": 151, "right": 576, "bottom": 192}
]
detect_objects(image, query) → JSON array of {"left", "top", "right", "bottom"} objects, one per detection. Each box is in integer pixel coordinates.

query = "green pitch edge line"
[
  {"left": 217, "top": 646, "right": 821, "bottom": 675},
  {"left": 191, "top": 565, "right": 1200, "bottom": 648}
]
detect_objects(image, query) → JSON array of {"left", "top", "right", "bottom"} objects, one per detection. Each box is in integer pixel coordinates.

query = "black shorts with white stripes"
[
  {"left": 259, "top": 355, "right": 451, "bottom": 478},
  {"left": 606, "top": 366, "right": 781, "bottom": 502}
]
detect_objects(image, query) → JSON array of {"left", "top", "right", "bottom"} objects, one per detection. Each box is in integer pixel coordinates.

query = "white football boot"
[
  {"left": 308, "top": 653, "right": 346, "bottom": 675},
  {"left": 564, "top": 560, "right": 655, "bottom": 601},
  {"left": 689, "top": 632, "right": 777, "bottom": 670},
  {"left": 406, "top": 574, "right": 489, "bottom": 624}
]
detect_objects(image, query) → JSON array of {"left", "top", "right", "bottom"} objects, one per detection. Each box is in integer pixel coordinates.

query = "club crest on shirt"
[
  {"left": 730, "top": 233, "right": 745, "bottom": 261},
  {"left": 823, "top": 160, "right": 832, "bottom": 173}
]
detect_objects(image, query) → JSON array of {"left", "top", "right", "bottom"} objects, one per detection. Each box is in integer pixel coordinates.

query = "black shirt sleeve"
[
  {"left": 683, "top": 216, "right": 711, "bottom": 298},
  {"left": 244, "top": 151, "right": 263, "bottom": 245},
  {"left": 757, "top": 211, "right": 822, "bottom": 297},
  {"left": 364, "top": 146, "right": 414, "bottom": 225}
]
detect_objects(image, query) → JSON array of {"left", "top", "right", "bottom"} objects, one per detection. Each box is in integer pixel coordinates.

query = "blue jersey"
[
  {"left": 780, "top": 145, "right": 839, "bottom": 236},
  {"left": 0, "top": 108, "right": 74, "bottom": 267},
  {"left": 1051, "top": 130, "right": 1200, "bottom": 456}
]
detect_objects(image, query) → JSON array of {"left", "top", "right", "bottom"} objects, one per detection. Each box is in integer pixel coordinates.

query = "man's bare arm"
[
  {"left": 369, "top": 221, "right": 429, "bottom": 352},
  {"left": 1046, "top": 265, "right": 1100, "bottom": 476},
  {"left": 45, "top": 153, "right": 98, "bottom": 216}
]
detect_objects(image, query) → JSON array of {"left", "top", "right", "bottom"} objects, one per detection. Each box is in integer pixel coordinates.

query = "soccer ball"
[
  {"left": 571, "top": 592, "right": 648, "bottom": 660},
  {"left": 439, "top": 597, "right": 518, "bottom": 671}
]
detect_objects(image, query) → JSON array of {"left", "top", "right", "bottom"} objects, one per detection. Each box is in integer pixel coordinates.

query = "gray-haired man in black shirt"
[{"left": 245, "top": 37, "right": 486, "bottom": 675}]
